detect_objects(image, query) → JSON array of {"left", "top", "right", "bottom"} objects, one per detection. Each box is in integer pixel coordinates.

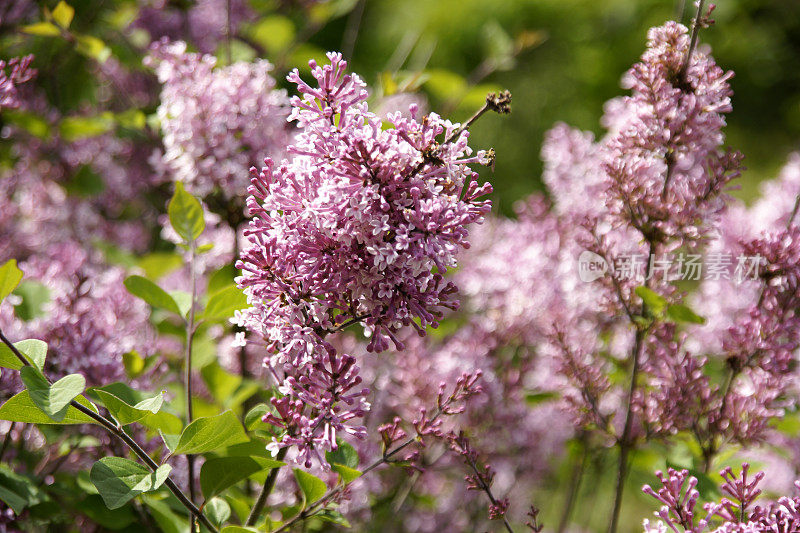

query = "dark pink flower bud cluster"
[
  {"left": 643, "top": 464, "right": 800, "bottom": 532},
  {"left": 0, "top": 55, "right": 34, "bottom": 111}
]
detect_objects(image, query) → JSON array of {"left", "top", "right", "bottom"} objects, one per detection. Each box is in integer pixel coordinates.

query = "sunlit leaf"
[{"left": 90, "top": 458, "right": 171, "bottom": 510}]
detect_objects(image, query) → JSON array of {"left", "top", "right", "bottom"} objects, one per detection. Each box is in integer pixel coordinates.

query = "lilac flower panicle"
[
  {"left": 146, "top": 40, "right": 293, "bottom": 198},
  {"left": 602, "top": 21, "right": 741, "bottom": 247},
  {"left": 236, "top": 52, "right": 493, "bottom": 469}
]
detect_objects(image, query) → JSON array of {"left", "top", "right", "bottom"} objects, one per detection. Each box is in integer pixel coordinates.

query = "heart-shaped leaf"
[
  {"left": 168, "top": 182, "right": 205, "bottom": 243},
  {"left": 90, "top": 458, "right": 172, "bottom": 510},
  {"left": 293, "top": 469, "right": 326, "bottom": 507},
  {"left": 0, "top": 260, "right": 23, "bottom": 304},
  {"left": 173, "top": 411, "right": 249, "bottom": 455},
  {"left": 20, "top": 368, "right": 85, "bottom": 422},
  {"left": 0, "top": 390, "right": 98, "bottom": 425},
  {"left": 124, "top": 276, "right": 182, "bottom": 315}
]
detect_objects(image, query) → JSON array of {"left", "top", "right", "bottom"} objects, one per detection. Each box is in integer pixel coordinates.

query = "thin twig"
[
  {"left": 271, "top": 413, "right": 442, "bottom": 533},
  {"left": 463, "top": 453, "right": 515, "bottom": 533},
  {"left": 185, "top": 239, "right": 199, "bottom": 529},
  {"left": 0, "top": 422, "right": 15, "bottom": 462},
  {"left": 557, "top": 437, "right": 588, "bottom": 533},
  {"left": 0, "top": 328, "right": 219, "bottom": 533},
  {"left": 341, "top": 0, "right": 366, "bottom": 60},
  {"left": 608, "top": 242, "right": 654, "bottom": 533},
  {"left": 678, "top": 0, "right": 707, "bottom": 82},
  {"left": 245, "top": 447, "right": 288, "bottom": 526}
]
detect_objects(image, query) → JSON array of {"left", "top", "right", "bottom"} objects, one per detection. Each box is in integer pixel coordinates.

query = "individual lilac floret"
[
  {"left": 235, "top": 52, "right": 493, "bottom": 469},
  {"left": 0, "top": 55, "right": 35, "bottom": 111},
  {"left": 146, "top": 40, "right": 293, "bottom": 198}
]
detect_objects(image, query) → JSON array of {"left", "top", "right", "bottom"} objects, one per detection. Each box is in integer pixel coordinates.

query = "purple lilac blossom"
[
  {"left": 235, "top": 52, "right": 493, "bottom": 469},
  {"left": 146, "top": 40, "right": 293, "bottom": 198}
]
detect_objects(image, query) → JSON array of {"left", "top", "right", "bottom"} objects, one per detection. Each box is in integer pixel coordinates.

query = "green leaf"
[
  {"left": 208, "top": 265, "right": 236, "bottom": 295},
  {"left": 60, "top": 115, "right": 114, "bottom": 141},
  {"left": 21, "top": 22, "right": 60, "bottom": 36},
  {"left": 51, "top": 1, "right": 75, "bottom": 28},
  {"left": 666, "top": 304, "right": 707, "bottom": 325},
  {"left": 203, "top": 285, "right": 248, "bottom": 321},
  {"left": 21, "top": 367, "right": 85, "bottom": 422},
  {"left": 142, "top": 411, "right": 183, "bottom": 435},
  {"left": 12, "top": 280, "right": 50, "bottom": 320},
  {"left": 93, "top": 389, "right": 163, "bottom": 426},
  {"left": 2, "top": 110, "right": 50, "bottom": 139},
  {"left": 222, "top": 527, "right": 260, "bottom": 533},
  {"left": 0, "top": 390, "right": 98, "bottom": 425},
  {"left": 316, "top": 509, "right": 351, "bottom": 528},
  {"left": 65, "top": 165, "right": 105, "bottom": 197},
  {"left": 122, "top": 351, "right": 145, "bottom": 377},
  {"left": 325, "top": 441, "right": 359, "bottom": 469},
  {"left": 244, "top": 403, "right": 268, "bottom": 431},
  {"left": 246, "top": 15, "right": 295, "bottom": 55},
  {"left": 204, "top": 497, "right": 230, "bottom": 528},
  {"left": 634, "top": 286, "right": 667, "bottom": 314},
  {"left": 159, "top": 431, "right": 180, "bottom": 453},
  {"left": 524, "top": 391, "right": 559, "bottom": 405},
  {"left": 0, "top": 343, "right": 20, "bottom": 372},
  {"left": 173, "top": 411, "right": 249, "bottom": 455},
  {"left": 200, "top": 456, "right": 285, "bottom": 500},
  {"left": 424, "top": 69, "right": 467, "bottom": 102},
  {"left": 75, "top": 34, "right": 111, "bottom": 62},
  {"left": 168, "top": 182, "right": 205, "bottom": 243},
  {"left": 293, "top": 469, "right": 326, "bottom": 506},
  {"left": 76, "top": 494, "right": 137, "bottom": 530},
  {"left": 15, "top": 339, "right": 47, "bottom": 370},
  {"left": 331, "top": 464, "right": 361, "bottom": 484},
  {"left": 137, "top": 253, "right": 183, "bottom": 281},
  {"left": 115, "top": 109, "right": 146, "bottom": 130},
  {"left": 142, "top": 495, "right": 186, "bottom": 533},
  {"left": 0, "top": 465, "right": 42, "bottom": 514},
  {"left": 90, "top": 458, "right": 172, "bottom": 510},
  {"left": 201, "top": 363, "right": 241, "bottom": 405},
  {"left": 124, "top": 275, "right": 182, "bottom": 315},
  {"left": 0, "top": 259, "right": 24, "bottom": 304},
  {"left": 169, "top": 290, "right": 193, "bottom": 318}
]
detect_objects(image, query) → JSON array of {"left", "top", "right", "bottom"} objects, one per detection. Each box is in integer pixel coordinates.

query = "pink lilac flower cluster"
[
  {"left": 326, "top": 199, "right": 572, "bottom": 530},
  {"left": 601, "top": 21, "right": 740, "bottom": 248},
  {"left": 235, "top": 52, "right": 494, "bottom": 468},
  {"left": 642, "top": 464, "right": 800, "bottom": 532},
  {"left": 0, "top": 242, "right": 154, "bottom": 394},
  {"left": 0, "top": 55, "right": 34, "bottom": 111},
  {"left": 146, "top": 40, "right": 293, "bottom": 198},
  {"left": 683, "top": 153, "right": 800, "bottom": 450},
  {"left": 535, "top": 19, "right": 744, "bottom": 447}
]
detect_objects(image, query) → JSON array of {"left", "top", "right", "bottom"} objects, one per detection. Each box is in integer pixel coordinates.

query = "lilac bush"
[{"left": 1, "top": 1, "right": 800, "bottom": 532}]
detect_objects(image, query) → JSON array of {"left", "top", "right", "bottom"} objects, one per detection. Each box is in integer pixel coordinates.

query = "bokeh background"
[{"left": 4, "top": 0, "right": 799, "bottom": 211}]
